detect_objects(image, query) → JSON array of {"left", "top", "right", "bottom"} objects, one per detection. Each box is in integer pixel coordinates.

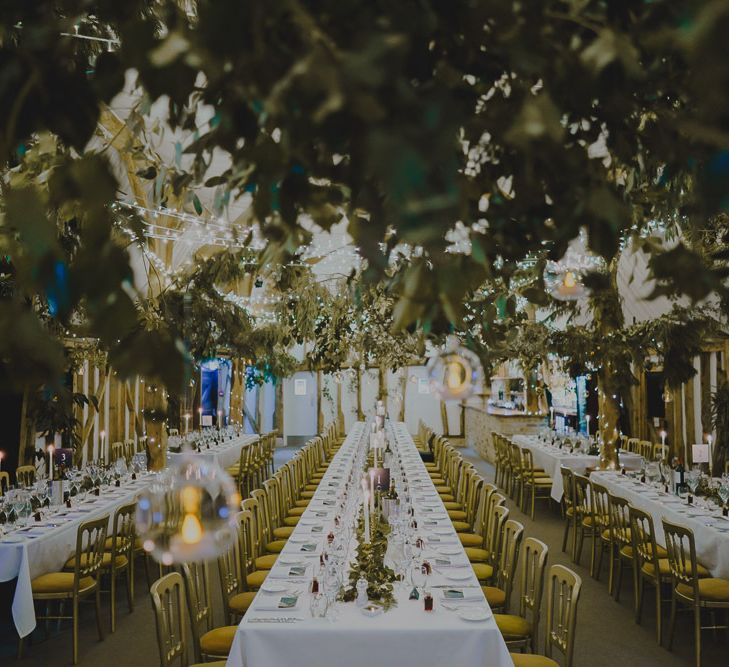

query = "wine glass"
[
  {"left": 686, "top": 467, "right": 701, "bottom": 498},
  {"left": 719, "top": 474, "right": 729, "bottom": 511}
]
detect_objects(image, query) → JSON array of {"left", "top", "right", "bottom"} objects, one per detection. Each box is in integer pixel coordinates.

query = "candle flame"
[{"left": 181, "top": 513, "right": 203, "bottom": 544}]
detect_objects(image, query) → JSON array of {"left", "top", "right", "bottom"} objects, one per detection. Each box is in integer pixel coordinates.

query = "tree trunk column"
[
  {"left": 597, "top": 365, "right": 620, "bottom": 470},
  {"left": 144, "top": 383, "right": 168, "bottom": 471}
]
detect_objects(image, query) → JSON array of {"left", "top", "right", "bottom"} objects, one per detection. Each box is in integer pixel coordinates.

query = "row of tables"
[
  {"left": 0, "top": 431, "right": 259, "bottom": 638},
  {"left": 227, "top": 422, "right": 511, "bottom": 667},
  {"left": 511, "top": 434, "right": 643, "bottom": 502},
  {"left": 513, "top": 434, "right": 729, "bottom": 578}
]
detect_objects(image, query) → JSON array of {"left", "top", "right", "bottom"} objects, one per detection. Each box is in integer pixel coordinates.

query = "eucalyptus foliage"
[{"left": 2, "top": 0, "right": 729, "bottom": 398}]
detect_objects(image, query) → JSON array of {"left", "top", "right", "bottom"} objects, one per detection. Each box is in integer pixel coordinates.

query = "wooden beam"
[{"left": 684, "top": 372, "right": 696, "bottom": 462}]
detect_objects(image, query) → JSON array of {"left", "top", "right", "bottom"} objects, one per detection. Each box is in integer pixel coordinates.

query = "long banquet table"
[
  {"left": 226, "top": 422, "right": 512, "bottom": 667},
  {"left": 512, "top": 435, "right": 643, "bottom": 502},
  {"left": 167, "top": 433, "right": 259, "bottom": 469},
  {"left": 0, "top": 475, "right": 152, "bottom": 638},
  {"left": 592, "top": 471, "right": 729, "bottom": 578}
]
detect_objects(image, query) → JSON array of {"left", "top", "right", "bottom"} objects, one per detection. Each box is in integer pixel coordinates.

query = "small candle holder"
[
  {"left": 355, "top": 577, "right": 369, "bottom": 607},
  {"left": 687, "top": 494, "right": 693, "bottom": 505},
  {"left": 423, "top": 589, "right": 433, "bottom": 612}
]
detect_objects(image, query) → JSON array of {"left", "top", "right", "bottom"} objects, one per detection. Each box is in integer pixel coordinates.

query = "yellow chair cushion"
[
  {"left": 64, "top": 553, "right": 127, "bottom": 570},
  {"left": 229, "top": 591, "right": 256, "bottom": 615},
  {"left": 495, "top": 613, "right": 532, "bottom": 639},
  {"left": 255, "top": 554, "right": 278, "bottom": 570},
  {"left": 304, "top": 484, "right": 319, "bottom": 492},
  {"left": 266, "top": 539, "right": 287, "bottom": 553},
  {"left": 458, "top": 533, "right": 482, "bottom": 547},
  {"left": 448, "top": 510, "right": 468, "bottom": 521},
  {"left": 443, "top": 502, "right": 463, "bottom": 510},
  {"left": 676, "top": 577, "right": 729, "bottom": 602},
  {"left": 465, "top": 547, "right": 489, "bottom": 563},
  {"left": 246, "top": 570, "right": 268, "bottom": 589},
  {"left": 439, "top": 494, "right": 455, "bottom": 502},
  {"left": 31, "top": 573, "right": 95, "bottom": 595},
  {"left": 482, "top": 585, "right": 505, "bottom": 608},
  {"left": 273, "top": 526, "right": 295, "bottom": 538},
  {"left": 452, "top": 521, "right": 471, "bottom": 533},
  {"left": 288, "top": 507, "right": 307, "bottom": 516},
  {"left": 425, "top": 462, "right": 438, "bottom": 469},
  {"left": 642, "top": 559, "right": 709, "bottom": 579},
  {"left": 300, "top": 491, "right": 316, "bottom": 499},
  {"left": 472, "top": 562, "right": 494, "bottom": 582},
  {"left": 104, "top": 536, "right": 139, "bottom": 550},
  {"left": 435, "top": 485, "right": 452, "bottom": 494},
  {"left": 294, "top": 499, "right": 310, "bottom": 507},
  {"left": 199, "top": 625, "right": 237, "bottom": 656},
  {"left": 283, "top": 516, "right": 300, "bottom": 527},
  {"left": 510, "top": 653, "right": 558, "bottom": 667}
]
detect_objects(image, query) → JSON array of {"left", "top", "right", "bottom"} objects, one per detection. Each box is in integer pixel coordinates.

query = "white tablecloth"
[
  {"left": 227, "top": 422, "right": 511, "bottom": 667},
  {"left": 0, "top": 476, "right": 152, "bottom": 638},
  {"left": 592, "top": 471, "right": 729, "bottom": 578},
  {"left": 167, "top": 434, "right": 259, "bottom": 470},
  {"left": 512, "top": 435, "right": 643, "bottom": 502}
]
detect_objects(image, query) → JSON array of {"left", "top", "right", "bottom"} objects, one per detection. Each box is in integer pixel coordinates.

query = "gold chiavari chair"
[
  {"left": 607, "top": 492, "right": 634, "bottom": 602},
  {"left": 560, "top": 467, "right": 576, "bottom": 557},
  {"left": 150, "top": 572, "right": 227, "bottom": 667},
  {"left": 520, "top": 448, "right": 552, "bottom": 519},
  {"left": 629, "top": 506, "right": 677, "bottom": 644},
  {"left": 511, "top": 565, "right": 582, "bottom": 667},
  {"left": 15, "top": 465, "right": 35, "bottom": 488},
  {"left": 663, "top": 520, "right": 729, "bottom": 667},
  {"left": 458, "top": 486, "right": 500, "bottom": 552},
  {"left": 238, "top": 508, "right": 269, "bottom": 591},
  {"left": 495, "top": 537, "right": 549, "bottom": 653},
  {"left": 473, "top": 503, "right": 509, "bottom": 584},
  {"left": 482, "top": 519, "right": 524, "bottom": 614},
  {"left": 653, "top": 442, "right": 668, "bottom": 461},
  {"left": 638, "top": 440, "right": 653, "bottom": 460},
  {"left": 110, "top": 441, "right": 124, "bottom": 463},
  {"left": 217, "top": 536, "right": 255, "bottom": 622},
  {"left": 21, "top": 516, "right": 108, "bottom": 664},
  {"left": 627, "top": 437, "right": 640, "bottom": 454},
  {"left": 589, "top": 480, "right": 612, "bottom": 581},
  {"left": 180, "top": 561, "right": 237, "bottom": 663},
  {"left": 572, "top": 474, "right": 597, "bottom": 570},
  {"left": 104, "top": 502, "right": 135, "bottom": 632}
]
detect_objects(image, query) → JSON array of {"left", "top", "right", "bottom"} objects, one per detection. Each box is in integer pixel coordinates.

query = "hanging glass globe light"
[
  {"left": 543, "top": 229, "right": 605, "bottom": 301},
  {"left": 426, "top": 336, "right": 484, "bottom": 401},
  {"left": 136, "top": 455, "right": 240, "bottom": 565}
]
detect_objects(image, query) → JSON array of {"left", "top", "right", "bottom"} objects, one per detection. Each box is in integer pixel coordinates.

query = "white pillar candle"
[
  {"left": 100, "top": 430, "right": 106, "bottom": 464},
  {"left": 585, "top": 414, "right": 591, "bottom": 437},
  {"left": 369, "top": 469, "right": 376, "bottom": 511},
  {"left": 48, "top": 445, "right": 55, "bottom": 480},
  {"left": 363, "top": 491, "right": 371, "bottom": 543},
  {"left": 0, "top": 451, "right": 3, "bottom": 472}
]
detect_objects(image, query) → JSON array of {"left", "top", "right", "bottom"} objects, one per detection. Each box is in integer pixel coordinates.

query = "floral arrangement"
[{"left": 340, "top": 506, "right": 398, "bottom": 610}]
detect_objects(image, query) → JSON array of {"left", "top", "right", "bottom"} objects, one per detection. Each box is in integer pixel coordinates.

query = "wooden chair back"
[{"left": 545, "top": 564, "right": 582, "bottom": 667}]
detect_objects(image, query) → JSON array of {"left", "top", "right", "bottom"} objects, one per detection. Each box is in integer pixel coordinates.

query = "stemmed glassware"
[{"left": 686, "top": 466, "right": 702, "bottom": 499}]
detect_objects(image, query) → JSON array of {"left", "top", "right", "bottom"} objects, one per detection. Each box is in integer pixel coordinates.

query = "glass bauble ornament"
[{"left": 136, "top": 455, "right": 240, "bottom": 564}]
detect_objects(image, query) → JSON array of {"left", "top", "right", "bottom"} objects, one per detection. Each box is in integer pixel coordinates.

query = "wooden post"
[
  {"left": 440, "top": 401, "right": 449, "bottom": 435},
  {"left": 700, "top": 352, "right": 712, "bottom": 438},
  {"left": 684, "top": 375, "right": 696, "bottom": 463},
  {"left": 336, "top": 377, "right": 344, "bottom": 434},
  {"left": 316, "top": 370, "right": 323, "bottom": 433},
  {"left": 143, "top": 382, "right": 168, "bottom": 471},
  {"left": 399, "top": 369, "right": 408, "bottom": 423}
]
